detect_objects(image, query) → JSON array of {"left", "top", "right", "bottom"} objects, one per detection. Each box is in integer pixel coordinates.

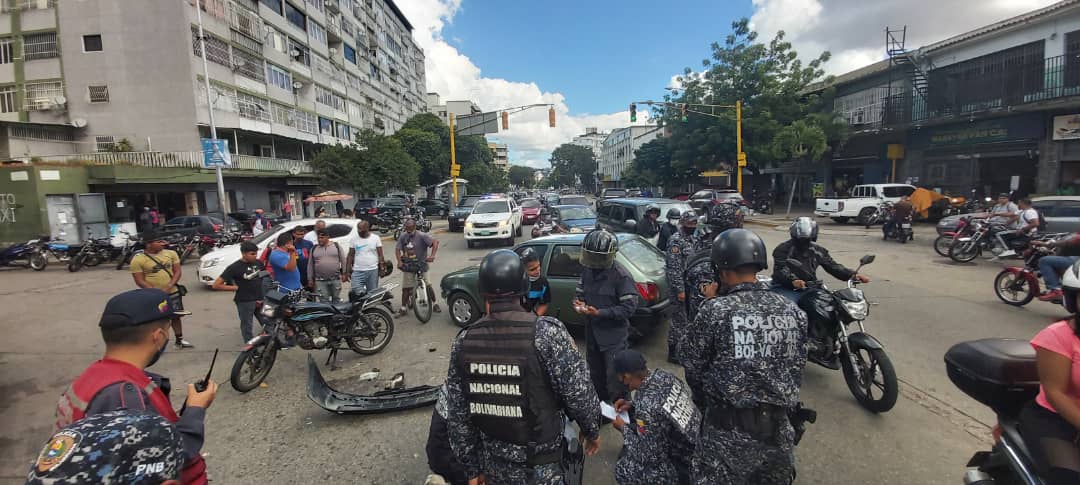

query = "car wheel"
[
  {"left": 448, "top": 291, "right": 482, "bottom": 327},
  {"left": 516, "top": 224, "right": 523, "bottom": 237}
]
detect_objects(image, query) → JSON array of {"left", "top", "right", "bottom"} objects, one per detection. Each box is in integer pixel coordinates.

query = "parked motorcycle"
[
  {"left": 992, "top": 235, "right": 1068, "bottom": 306},
  {"left": 1, "top": 237, "right": 47, "bottom": 270},
  {"left": 392, "top": 210, "right": 432, "bottom": 240},
  {"left": 779, "top": 255, "right": 898, "bottom": 413},
  {"left": 230, "top": 281, "right": 398, "bottom": 392},
  {"left": 860, "top": 201, "right": 893, "bottom": 228},
  {"left": 946, "top": 338, "right": 1047, "bottom": 485},
  {"left": 180, "top": 234, "right": 222, "bottom": 264},
  {"left": 67, "top": 237, "right": 114, "bottom": 272},
  {"left": 114, "top": 231, "right": 144, "bottom": 270},
  {"left": 750, "top": 190, "right": 773, "bottom": 215}
]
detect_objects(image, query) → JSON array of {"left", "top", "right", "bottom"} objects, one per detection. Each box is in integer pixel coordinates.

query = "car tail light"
[
  {"left": 368, "top": 207, "right": 378, "bottom": 214},
  {"left": 213, "top": 224, "right": 222, "bottom": 232},
  {"left": 838, "top": 201, "right": 845, "bottom": 211},
  {"left": 635, "top": 282, "right": 659, "bottom": 303}
]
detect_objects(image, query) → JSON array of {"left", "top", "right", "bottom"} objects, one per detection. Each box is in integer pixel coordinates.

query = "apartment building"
[
  {"left": 426, "top": 92, "right": 481, "bottom": 125},
  {"left": 570, "top": 127, "right": 607, "bottom": 158},
  {"left": 0, "top": 0, "right": 427, "bottom": 243},
  {"left": 488, "top": 142, "right": 508, "bottom": 172},
  {"left": 599, "top": 125, "right": 661, "bottom": 187}
]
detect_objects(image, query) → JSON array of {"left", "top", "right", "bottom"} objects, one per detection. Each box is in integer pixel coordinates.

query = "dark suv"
[
  {"left": 688, "top": 189, "right": 745, "bottom": 213},
  {"left": 596, "top": 198, "right": 691, "bottom": 234}
]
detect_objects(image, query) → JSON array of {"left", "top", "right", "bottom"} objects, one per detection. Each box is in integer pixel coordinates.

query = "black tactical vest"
[{"left": 458, "top": 312, "right": 561, "bottom": 464}]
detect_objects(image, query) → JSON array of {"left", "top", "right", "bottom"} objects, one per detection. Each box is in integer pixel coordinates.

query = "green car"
[{"left": 439, "top": 233, "right": 673, "bottom": 337}]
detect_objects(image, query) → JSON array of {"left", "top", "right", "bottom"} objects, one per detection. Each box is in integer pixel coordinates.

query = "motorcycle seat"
[{"left": 332, "top": 302, "right": 356, "bottom": 313}]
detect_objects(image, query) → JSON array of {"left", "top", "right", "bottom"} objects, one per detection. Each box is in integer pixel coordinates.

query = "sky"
[{"left": 395, "top": 0, "right": 1062, "bottom": 169}]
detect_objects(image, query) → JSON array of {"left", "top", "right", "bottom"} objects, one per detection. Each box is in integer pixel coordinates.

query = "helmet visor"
[{"left": 580, "top": 248, "right": 616, "bottom": 269}]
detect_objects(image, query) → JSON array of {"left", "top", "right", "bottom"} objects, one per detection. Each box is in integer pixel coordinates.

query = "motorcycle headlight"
[
  {"left": 840, "top": 299, "right": 869, "bottom": 321},
  {"left": 202, "top": 257, "right": 223, "bottom": 269},
  {"left": 260, "top": 303, "right": 276, "bottom": 317}
]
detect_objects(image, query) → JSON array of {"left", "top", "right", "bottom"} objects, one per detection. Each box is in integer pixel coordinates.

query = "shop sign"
[
  {"left": 911, "top": 114, "right": 1043, "bottom": 148},
  {"left": 1053, "top": 114, "right": 1080, "bottom": 140}
]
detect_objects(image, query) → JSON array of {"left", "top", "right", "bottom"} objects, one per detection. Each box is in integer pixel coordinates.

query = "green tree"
[
  {"left": 622, "top": 138, "right": 674, "bottom": 189},
  {"left": 772, "top": 120, "right": 827, "bottom": 162},
  {"left": 310, "top": 130, "right": 419, "bottom": 196},
  {"left": 548, "top": 144, "right": 596, "bottom": 189},
  {"left": 509, "top": 165, "right": 536, "bottom": 188},
  {"left": 394, "top": 128, "right": 446, "bottom": 187},
  {"left": 463, "top": 163, "right": 509, "bottom": 194}
]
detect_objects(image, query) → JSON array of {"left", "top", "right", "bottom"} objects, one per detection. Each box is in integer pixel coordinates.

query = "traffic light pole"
[
  {"left": 449, "top": 114, "right": 460, "bottom": 209},
  {"left": 634, "top": 100, "right": 745, "bottom": 192}
]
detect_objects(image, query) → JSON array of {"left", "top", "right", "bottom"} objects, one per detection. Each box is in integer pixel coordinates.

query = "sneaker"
[
  {"left": 175, "top": 310, "right": 193, "bottom": 316},
  {"left": 175, "top": 339, "right": 194, "bottom": 349},
  {"left": 433, "top": 303, "right": 442, "bottom": 313},
  {"left": 1039, "top": 289, "right": 1064, "bottom": 302},
  {"left": 997, "top": 250, "right": 1017, "bottom": 258},
  {"left": 397, "top": 308, "right": 408, "bottom": 317}
]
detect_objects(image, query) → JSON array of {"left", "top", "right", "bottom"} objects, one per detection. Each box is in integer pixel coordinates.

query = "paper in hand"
[{"left": 601, "top": 401, "right": 630, "bottom": 423}]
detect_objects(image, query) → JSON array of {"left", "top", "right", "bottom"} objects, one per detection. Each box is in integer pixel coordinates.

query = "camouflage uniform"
[
  {"left": 681, "top": 282, "right": 808, "bottom": 485},
  {"left": 445, "top": 303, "right": 602, "bottom": 485},
  {"left": 664, "top": 230, "right": 701, "bottom": 362},
  {"left": 614, "top": 368, "right": 701, "bottom": 485},
  {"left": 27, "top": 410, "right": 183, "bottom": 484}
]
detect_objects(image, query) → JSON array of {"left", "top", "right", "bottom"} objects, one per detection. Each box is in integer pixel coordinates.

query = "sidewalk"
[{"left": 744, "top": 207, "right": 815, "bottom": 228}]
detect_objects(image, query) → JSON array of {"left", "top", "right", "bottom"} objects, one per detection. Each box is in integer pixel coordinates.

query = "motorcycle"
[
  {"left": 992, "top": 235, "right": 1068, "bottom": 306},
  {"left": 779, "top": 255, "right": 899, "bottom": 413},
  {"left": 0, "top": 237, "right": 47, "bottom": 270},
  {"left": 67, "top": 237, "right": 115, "bottom": 272},
  {"left": 230, "top": 281, "right": 398, "bottom": 392},
  {"left": 180, "top": 234, "right": 221, "bottom": 264},
  {"left": 948, "top": 219, "right": 1023, "bottom": 263},
  {"left": 935, "top": 215, "right": 978, "bottom": 257},
  {"left": 114, "top": 231, "right": 144, "bottom": 270},
  {"left": 393, "top": 210, "right": 432, "bottom": 240},
  {"left": 946, "top": 338, "right": 1046, "bottom": 485},
  {"left": 883, "top": 214, "right": 914, "bottom": 244},
  {"left": 860, "top": 201, "right": 893, "bottom": 228},
  {"left": 750, "top": 190, "right": 773, "bottom": 215}
]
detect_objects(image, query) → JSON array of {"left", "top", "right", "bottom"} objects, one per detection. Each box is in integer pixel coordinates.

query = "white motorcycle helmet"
[{"left": 1062, "top": 260, "right": 1080, "bottom": 313}]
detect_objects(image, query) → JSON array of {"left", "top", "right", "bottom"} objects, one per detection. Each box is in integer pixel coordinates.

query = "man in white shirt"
[
  {"left": 989, "top": 193, "right": 1019, "bottom": 225},
  {"left": 346, "top": 220, "right": 386, "bottom": 296},
  {"left": 997, "top": 198, "right": 1040, "bottom": 258},
  {"left": 304, "top": 220, "right": 326, "bottom": 244}
]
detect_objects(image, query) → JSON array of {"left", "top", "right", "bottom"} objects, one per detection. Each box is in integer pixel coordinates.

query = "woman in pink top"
[{"left": 1021, "top": 263, "right": 1080, "bottom": 484}]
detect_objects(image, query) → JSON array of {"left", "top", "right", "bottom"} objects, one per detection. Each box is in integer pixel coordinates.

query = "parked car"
[
  {"left": 558, "top": 194, "right": 590, "bottom": 206},
  {"left": 352, "top": 198, "right": 377, "bottom": 216},
  {"left": 520, "top": 198, "right": 543, "bottom": 225},
  {"left": 418, "top": 199, "right": 449, "bottom": 218},
  {"left": 626, "top": 189, "right": 643, "bottom": 197},
  {"left": 161, "top": 215, "right": 239, "bottom": 237},
  {"left": 448, "top": 195, "right": 481, "bottom": 232},
  {"left": 357, "top": 197, "right": 407, "bottom": 227},
  {"left": 549, "top": 205, "right": 597, "bottom": 233},
  {"left": 814, "top": 183, "right": 916, "bottom": 224},
  {"left": 936, "top": 196, "right": 1080, "bottom": 235},
  {"left": 464, "top": 197, "right": 523, "bottom": 248},
  {"left": 440, "top": 233, "right": 672, "bottom": 337},
  {"left": 196, "top": 218, "right": 355, "bottom": 285},
  {"left": 596, "top": 198, "right": 692, "bottom": 234},
  {"left": 688, "top": 189, "right": 745, "bottom": 214},
  {"left": 229, "top": 211, "right": 286, "bottom": 230}
]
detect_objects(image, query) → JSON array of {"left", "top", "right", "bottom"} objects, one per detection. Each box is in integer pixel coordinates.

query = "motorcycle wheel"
[
  {"left": 413, "top": 283, "right": 433, "bottom": 323},
  {"left": 180, "top": 247, "right": 193, "bottom": 264},
  {"left": 230, "top": 340, "right": 278, "bottom": 393},
  {"left": 933, "top": 235, "right": 953, "bottom": 257},
  {"left": 67, "top": 255, "right": 85, "bottom": 272},
  {"left": 29, "top": 252, "right": 47, "bottom": 271},
  {"left": 347, "top": 307, "right": 395, "bottom": 354},
  {"left": 993, "top": 270, "right": 1036, "bottom": 306},
  {"left": 115, "top": 251, "right": 130, "bottom": 270},
  {"left": 841, "top": 340, "right": 898, "bottom": 413},
  {"left": 948, "top": 240, "right": 980, "bottom": 263},
  {"left": 858, "top": 208, "right": 877, "bottom": 227}
]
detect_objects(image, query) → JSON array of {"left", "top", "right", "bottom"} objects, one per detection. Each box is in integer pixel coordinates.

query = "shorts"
[
  {"left": 168, "top": 292, "right": 185, "bottom": 313},
  {"left": 402, "top": 271, "right": 431, "bottom": 289}
]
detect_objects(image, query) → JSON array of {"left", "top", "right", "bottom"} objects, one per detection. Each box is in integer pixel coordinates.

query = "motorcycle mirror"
[{"left": 860, "top": 254, "right": 875, "bottom": 265}]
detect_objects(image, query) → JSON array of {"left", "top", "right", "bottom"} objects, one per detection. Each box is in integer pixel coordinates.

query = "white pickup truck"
[{"left": 814, "top": 183, "right": 917, "bottom": 224}]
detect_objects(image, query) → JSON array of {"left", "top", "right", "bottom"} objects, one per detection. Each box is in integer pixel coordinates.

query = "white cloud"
[
  {"left": 395, "top": 0, "right": 642, "bottom": 171},
  {"left": 749, "top": 0, "right": 1062, "bottom": 75}
]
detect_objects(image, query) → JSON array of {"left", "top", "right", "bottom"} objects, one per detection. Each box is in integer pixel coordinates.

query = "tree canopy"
[
  {"left": 310, "top": 130, "right": 419, "bottom": 196},
  {"left": 509, "top": 165, "right": 536, "bottom": 189},
  {"left": 548, "top": 144, "right": 596, "bottom": 189}
]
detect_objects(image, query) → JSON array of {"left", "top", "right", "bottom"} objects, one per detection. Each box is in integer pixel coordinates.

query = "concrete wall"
[
  {"left": 0, "top": 165, "right": 89, "bottom": 243},
  {"left": 57, "top": 0, "right": 200, "bottom": 152},
  {"left": 926, "top": 8, "right": 1080, "bottom": 67}
]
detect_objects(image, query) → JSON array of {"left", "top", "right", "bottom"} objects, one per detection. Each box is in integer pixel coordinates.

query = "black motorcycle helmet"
[
  {"left": 789, "top": 216, "right": 819, "bottom": 242},
  {"left": 645, "top": 204, "right": 661, "bottom": 218},
  {"left": 666, "top": 207, "right": 682, "bottom": 222},
  {"left": 379, "top": 259, "right": 394, "bottom": 278},
  {"left": 478, "top": 249, "right": 529, "bottom": 298},
  {"left": 581, "top": 229, "right": 618, "bottom": 269},
  {"left": 708, "top": 202, "right": 742, "bottom": 231},
  {"left": 710, "top": 228, "right": 768, "bottom": 272}
]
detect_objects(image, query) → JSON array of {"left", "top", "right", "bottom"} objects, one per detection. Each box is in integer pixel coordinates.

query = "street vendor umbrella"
[{"left": 304, "top": 191, "right": 353, "bottom": 203}]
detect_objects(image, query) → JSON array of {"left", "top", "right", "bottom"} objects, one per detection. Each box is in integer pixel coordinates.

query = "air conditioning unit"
[
  {"left": 52, "top": 96, "right": 67, "bottom": 107},
  {"left": 292, "top": 81, "right": 305, "bottom": 90}
]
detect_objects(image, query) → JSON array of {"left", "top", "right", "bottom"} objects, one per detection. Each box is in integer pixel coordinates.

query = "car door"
[
  {"left": 510, "top": 199, "right": 522, "bottom": 228},
  {"left": 1045, "top": 200, "right": 1080, "bottom": 233},
  {"left": 545, "top": 243, "right": 586, "bottom": 326}
]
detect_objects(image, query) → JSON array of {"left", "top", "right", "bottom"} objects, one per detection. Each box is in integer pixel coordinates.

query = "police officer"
[
  {"left": 446, "top": 249, "right": 602, "bottom": 485},
  {"left": 664, "top": 209, "right": 700, "bottom": 363},
  {"left": 611, "top": 349, "right": 701, "bottom": 485},
  {"left": 657, "top": 208, "right": 682, "bottom": 251},
  {"left": 682, "top": 229, "right": 808, "bottom": 485},
  {"left": 682, "top": 203, "right": 742, "bottom": 323},
  {"left": 574, "top": 229, "right": 639, "bottom": 403},
  {"left": 636, "top": 204, "right": 662, "bottom": 242}
]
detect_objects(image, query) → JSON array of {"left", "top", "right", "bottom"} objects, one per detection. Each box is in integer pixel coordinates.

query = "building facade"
[
  {"left": 570, "top": 127, "right": 607, "bottom": 158},
  {"left": 0, "top": 0, "right": 426, "bottom": 243},
  {"left": 488, "top": 142, "right": 508, "bottom": 172},
  {"left": 426, "top": 92, "right": 481, "bottom": 125},
  {"left": 813, "top": 0, "right": 1080, "bottom": 199},
  {"left": 599, "top": 125, "right": 661, "bottom": 187}
]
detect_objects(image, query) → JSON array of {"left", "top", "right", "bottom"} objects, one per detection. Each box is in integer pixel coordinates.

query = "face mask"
[
  {"left": 147, "top": 330, "right": 168, "bottom": 368},
  {"left": 528, "top": 275, "right": 540, "bottom": 282}
]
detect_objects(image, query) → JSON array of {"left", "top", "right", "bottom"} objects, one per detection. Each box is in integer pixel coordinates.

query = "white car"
[
  {"left": 464, "top": 197, "right": 522, "bottom": 248},
  {"left": 196, "top": 218, "right": 359, "bottom": 286}
]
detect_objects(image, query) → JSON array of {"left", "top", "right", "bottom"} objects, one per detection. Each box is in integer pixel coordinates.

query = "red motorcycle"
[
  {"left": 992, "top": 236, "right": 1067, "bottom": 306},
  {"left": 934, "top": 215, "right": 977, "bottom": 257},
  {"left": 180, "top": 234, "right": 220, "bottom": 264}
]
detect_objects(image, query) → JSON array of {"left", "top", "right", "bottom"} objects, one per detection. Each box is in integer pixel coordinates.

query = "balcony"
[{"left": 11, "top": 151, "right": 312, "bottom": 175}]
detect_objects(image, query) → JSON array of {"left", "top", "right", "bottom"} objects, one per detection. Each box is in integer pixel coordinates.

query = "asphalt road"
[{"left": 0, "top": 217, "right": 1063, "bottom": 484}]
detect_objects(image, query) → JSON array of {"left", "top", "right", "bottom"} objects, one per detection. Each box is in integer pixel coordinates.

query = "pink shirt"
[{"left": 1032, "top": 320, "right": 1080, "bottom": 413}]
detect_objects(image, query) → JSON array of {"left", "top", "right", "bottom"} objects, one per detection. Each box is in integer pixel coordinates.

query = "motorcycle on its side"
[
  {"left": 1, "top": 237, "right": 47, "bottom": 270},
  {"left": 230, "top": 281, "right": 398, "bottom": 392}
]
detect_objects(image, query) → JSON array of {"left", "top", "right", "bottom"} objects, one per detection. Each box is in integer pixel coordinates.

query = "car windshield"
[
  {"left": 377, "top": 198, "right": 403, "bottom": 206},
  {"left": 473, "top": 200, "right": 510, "bottom": 214},
  {"left": 604, "top": 189, "right": 627, "bottom": 197},
  {"left": 521, "top": 199, "right": 542, "bottom": 208},
  {"left": 618, "top": 237, "right": 665, "bottom": 275},
  {"left": 691, "top": 190, "right": 714, "bottom": 200},
  {"left": 560, "top": 196, "right": 589, "bottom": 206},
  {"left": 658, "top": 202, "right": 693, "bottom": 217},
  {"left": 717, "top": 193, "right": 743, "bottom": 200},
  {"left": 458, "top": 197, "right": 479, "bottom": 208},
  {"left": 559, "top": 207, "right": 596, "bottom": 220}
]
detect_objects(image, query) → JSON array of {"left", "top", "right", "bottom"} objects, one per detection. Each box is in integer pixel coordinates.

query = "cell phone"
[{"left": 194, "top": 349, "right": 218, "bottom": 393}]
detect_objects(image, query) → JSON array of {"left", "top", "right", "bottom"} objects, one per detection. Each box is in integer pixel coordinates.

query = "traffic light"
[
  {"left": 681, "top": 103, "right": 689, "bottom": 122},
  {"left": 630, "top": 103, "right": 637, "bottom": 122},
  {"left": 501, "top": 111, "right": 509, "bottom": 130},
  {"left": 548, "top": 107, "right": 556, "bottom": 128}
]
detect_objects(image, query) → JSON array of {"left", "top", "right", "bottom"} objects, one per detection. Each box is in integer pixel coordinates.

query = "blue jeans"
[
  {"left": 350, "top": 269, "right": 379, "bottom": 295},
  {"left": 1038, "top": 256, "right": 1080, "bottom": 290}
]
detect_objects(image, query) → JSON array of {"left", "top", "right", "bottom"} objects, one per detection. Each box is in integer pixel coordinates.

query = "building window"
[
  {"left": 343, "top": 44, "right": 356, "bottom": 64},
  {"left": 288, "top": 38, "right": 310, "bottom": 66},
  {"left": 237, "top": 92, "right": 271, "bottom": 122},
  {"left": 295, "top": 109, "right": 317, "bottom": 133},
  {"left": 308, "top": 21, "right": 326, "bottom": 46},
  {"left": 95, "top": 135, "right": 116, "bottom": 152},
  {"left": 305, "top": 0, "right": 324, "bottom": 14},
  {"left": 232, "top": 48, "right": 265, "bottom": 82},
  {"left": 22, "top": 32, "right": 58, "bottom": 61},
  {"left": 260, "top": 0, "right": 283, "bottom": 14},
  {"left": 1066, "top": 30, "right": 1080, "bottom": 88},
  {"left": 0, "top": 38, "right": 13, "bottom": 64},
  {"left": 82, "top": 34, "right": 102, "bottom": 52},
  {"left": 319, "top": 116, "right": 333, "bottom": 135},
  {"left": 336, "top": 121, "right": 350, "bottom": 140},
  {"left": 0, "top": 85, "right": 16, "bottom": 112},
  {"left": 266, "top": 27, "right": 287, "bottom": 54},
  {"left": 191, "top": 28, "right": 231, "bottom": 67},
  {"left": 369, "top": 63, "right": 380, "bottom": 81},
  {"left": 87, "top": 85, "right": 109, "bottom": 103},
  {"left": 347, "top": 101, "right": 362, "bottom": 120},
  {"left": 284, "top": 1, "right": 306, "bottom": 30},
  {"left": 271, "top": 102, "right": 295, "bottom": 127},
  {"left": 266, "top": 63, "right": 292, "bottom": 90},
  {"left": 315, "top": 85, "right": 344, "bottom": 110},
  {"left": 24, "top": 81, "right": 63, "bottom": 110}
]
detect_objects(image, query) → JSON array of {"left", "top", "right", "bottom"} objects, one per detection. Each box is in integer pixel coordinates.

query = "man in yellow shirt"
[{"left": 130, "top": 231, "right": 193, "bottom": 349}]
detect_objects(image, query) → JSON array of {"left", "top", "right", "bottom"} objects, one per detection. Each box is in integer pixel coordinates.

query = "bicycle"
[{"left": 403, "top": 259, "right": 432, "bottom": 323}]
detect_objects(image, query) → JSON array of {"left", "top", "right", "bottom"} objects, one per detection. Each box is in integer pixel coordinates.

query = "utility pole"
[
  {"left": 195, "top": 0, "right": 229, "bottom": 215},
  {"left": 638, "top": 100, "right": 746, "bottom": 192},
  {"left": 449, "top": 113, "right": 460, "bottom": 207}
]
